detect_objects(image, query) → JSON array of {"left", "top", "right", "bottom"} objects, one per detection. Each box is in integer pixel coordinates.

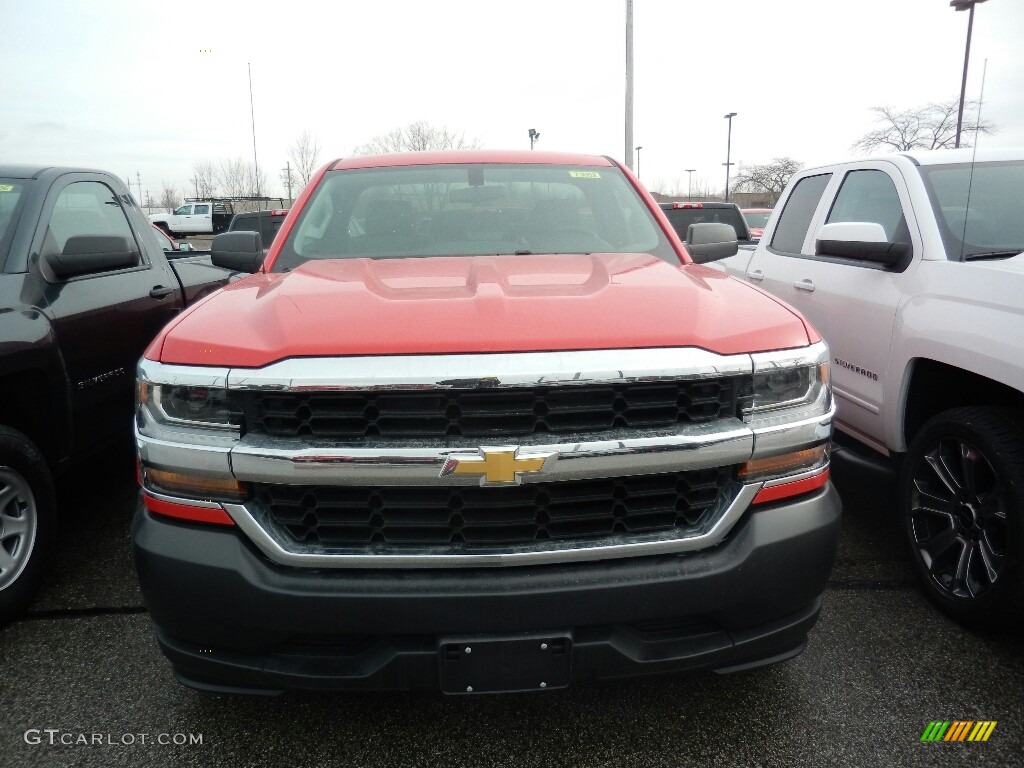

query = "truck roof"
[
  {"left": 0, "top": 164, "right": 111, "bottom": 180},
  {"left": 799, "top": 146, "right": 1024, "bottom": 174},
  {"left": 330, "top": 150, "right": 616, "bottom": 171}
]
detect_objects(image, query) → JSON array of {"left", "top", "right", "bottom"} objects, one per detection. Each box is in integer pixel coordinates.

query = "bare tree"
[
  {"left": 158, "top": 182, "right": 179, "bottom": 213},
  {"left": 192, "top": 162, "right": 218, "bottom": 198},
  {"left": 245, "top": 165, "right": 269, "bottom": 201},
  {"left": 852, "top": 100, "right": 996, "bottom": 153},
  {"left": 216, "top": 158, "right": 251, "bottom": 198},
  {"left": 289, "top": 131, "right": 322, "bottom": 186},
  {"left": 356, "top": 121, "right": 482, "bottom": 155},
  {"left": 731, "top": 158, "right": 802, "bottom": 205},
  {"left": 649, "top": 175, "right": 715, "bottom": 202}
]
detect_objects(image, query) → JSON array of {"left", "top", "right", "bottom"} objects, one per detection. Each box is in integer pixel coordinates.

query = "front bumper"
[{"left": 132, "top": 483, "right": 841, "bottom": 694}]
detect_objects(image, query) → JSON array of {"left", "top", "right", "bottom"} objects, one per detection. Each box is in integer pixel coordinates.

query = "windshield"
[
  {"left": 743, "top": 211, "right": 771, "bottom": 228},
  {"left": 662, "top": 205, "right": 748, "bottom": 242},
  {"left": 0, "top": 179, "right": 29, "bottom": 266},
  {"left": 273, "top": 163, "right": 675, "bottom": 271},
  {"left": 151, "top": 225, "right": 175, "bottom": 252},
  {"left": 919, "top": 160, "right": 1024, "bottom": 259}
]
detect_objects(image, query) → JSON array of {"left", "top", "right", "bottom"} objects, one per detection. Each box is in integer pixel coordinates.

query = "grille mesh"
[
  {"left": 235, "top": 379, "right": 742, "bottom": 439},
  {"left": 253, "top": 467, "right": 732, "bottom": 549}
]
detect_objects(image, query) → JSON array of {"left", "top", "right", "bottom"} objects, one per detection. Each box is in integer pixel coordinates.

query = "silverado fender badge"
[{"left": 440, "top": 447, "right": 556, "bottom": 486}]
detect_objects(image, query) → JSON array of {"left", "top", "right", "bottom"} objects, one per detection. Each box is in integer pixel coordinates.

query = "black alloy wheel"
[{"left": 901, "top": 407, "right": 1024, "bottom": 629}]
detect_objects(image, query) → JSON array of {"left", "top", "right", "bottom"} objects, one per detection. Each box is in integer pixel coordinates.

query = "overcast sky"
[{"left": 4, "top": 0, "right": 1022, "bottom": 202}]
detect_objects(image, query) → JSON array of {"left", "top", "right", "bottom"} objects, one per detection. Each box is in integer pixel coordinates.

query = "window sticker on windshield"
[
  {"left": 569, "top": 171, "right": 601, "bottom": 179},
  {"left": 0, "top": 185, "right": 14, "bottom": 192}
]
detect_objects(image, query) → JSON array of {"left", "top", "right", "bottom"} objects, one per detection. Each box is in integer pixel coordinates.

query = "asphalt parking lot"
[{"left": 2, "top": 448, "right": 1021, "bottom": 768}]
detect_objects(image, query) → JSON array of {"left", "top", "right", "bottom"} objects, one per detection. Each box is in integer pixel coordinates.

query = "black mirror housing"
[
  {"left": 212, "top": 231, "right": 264, "bottom": 273},
  {"left": 816, "top": 238, "right": 909, "bottom": 266},
  {"left": 686, "top": 222, "right": 739, "bottom": 264},
  {"left": 47, "top": 234, "right": 140, "bottom": 278}
]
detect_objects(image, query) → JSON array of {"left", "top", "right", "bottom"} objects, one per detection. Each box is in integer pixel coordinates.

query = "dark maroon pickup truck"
[{"left": 0, "top": 165, "right": 237, "bottom": 626}]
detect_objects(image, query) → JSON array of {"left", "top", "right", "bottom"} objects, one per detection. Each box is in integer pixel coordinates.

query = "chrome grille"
[
  {"left": 235, "top": 379, "right": 743, "bottom": 439},
  {"left": 252, "top": 467, "right": 732, "bottom": 549}
]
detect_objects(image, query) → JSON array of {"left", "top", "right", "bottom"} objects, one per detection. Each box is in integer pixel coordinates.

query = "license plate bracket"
[{"left": 439, "top": 633, "right": 571, "bottom": 694}]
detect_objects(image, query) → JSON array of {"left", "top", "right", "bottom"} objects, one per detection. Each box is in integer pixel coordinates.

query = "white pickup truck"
[
  {"left": 148, "top": 200, "right": 234, "bottom": 236},
  {"left": 713, "top": 147, "right": 1024, "bottom": 629}
]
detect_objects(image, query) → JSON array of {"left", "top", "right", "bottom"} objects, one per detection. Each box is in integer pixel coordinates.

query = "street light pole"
[
  {"left": 635, "top": 146, "right": 643, "bottom": 179},
  {"left": 723, "top": 112, "right": 737, "bottom": 202},
  {"left": 625, "top": 0, "right": 634, "bottom": 170},
  {"left": 951, "top": 0, "right": 988, "bottom": 149},
  {"left": 685, "top": 169, "right": 696, "bottom": 201}
]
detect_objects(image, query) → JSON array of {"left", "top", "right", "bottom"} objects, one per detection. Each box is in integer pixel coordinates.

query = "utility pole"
[
  {"left": 136, "top": 171, "right": 142, "bottom": 206},
  {"left": 685, "top": 169, "right": 696, "bottom": 201},
  {"left": 282, "top": 161, "right": 293, "bottom": 206},
  {"left": 625, "top": 0, "right": 634, "bottom": 170}
]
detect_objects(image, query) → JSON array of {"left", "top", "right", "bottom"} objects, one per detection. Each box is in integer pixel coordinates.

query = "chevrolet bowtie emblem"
[{"left": 440, "top": 447, "right": 555, "bottom": 485}]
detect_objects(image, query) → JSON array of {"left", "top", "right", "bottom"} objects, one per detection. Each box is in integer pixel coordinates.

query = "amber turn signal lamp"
[
  {"left": 737, "top": 445, "right": 828, "bottom": 481},
  {"left": 143, "top": 467, "right": 248, "bottom": 501}
]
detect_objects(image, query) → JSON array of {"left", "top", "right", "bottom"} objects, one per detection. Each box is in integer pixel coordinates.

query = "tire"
[
  {"left": 155, "top": 222, "right": 175, "bottom": 238},
  {"left": 899, "top": 407, "right": 1024, "bottom": 629},
  {"left": 0, "top": 427, "right": 56, "bottom": 628}
]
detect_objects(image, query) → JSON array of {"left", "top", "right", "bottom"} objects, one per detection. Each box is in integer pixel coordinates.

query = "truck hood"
[{"left": 152, "top": 253, "right": 811, "bottom": 367}]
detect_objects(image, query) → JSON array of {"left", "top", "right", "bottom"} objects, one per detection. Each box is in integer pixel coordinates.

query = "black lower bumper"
[{"left": 132, "top": 485, "right": 841, "bottom": 694}]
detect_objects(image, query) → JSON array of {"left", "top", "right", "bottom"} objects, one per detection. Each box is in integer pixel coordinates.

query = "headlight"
[
  {"left": 750, "top": 361, "right": 829, "bottom": 413},
  {"left": 744, "top": 342, "right": 832, "bottom": 426},
  {"left": 741, "top": 342, "right": 833, "bottom": 497},
  {"left": 142, "top": 382, "right": 233, "bottom": 428},
  {"left": 136, "top": 361, "right": 238, "bottom": 439}
]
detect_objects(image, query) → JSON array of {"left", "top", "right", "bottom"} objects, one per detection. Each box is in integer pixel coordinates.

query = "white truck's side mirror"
[{"left": 816, "top": 221, "right": 909, "bottom": 266}]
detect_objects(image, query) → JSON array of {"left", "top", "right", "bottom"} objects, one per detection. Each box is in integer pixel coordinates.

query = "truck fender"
[
  {"left": 889, "top": 295, "right": 1024, "bottom": 451},
  {"left": 0, "top": 308, "right": 72, "bottom": 464}
]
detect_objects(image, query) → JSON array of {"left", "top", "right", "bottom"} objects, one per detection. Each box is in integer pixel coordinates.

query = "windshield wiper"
[{"left": 963, "top": 250, "right": 1023, "bottom": 261}]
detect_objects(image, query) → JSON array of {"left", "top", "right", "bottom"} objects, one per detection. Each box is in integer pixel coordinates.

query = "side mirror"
[
  {"left": 686, "top": 222, "right": 739, "bottom": 264},
  {"left": 46, "top": 234, "right": 140, "bottom": 278},
  {"left": 816, "top": 222, "right": 909, "bottom": 266},
  {"left": 212, "top": 231, "right": 264, "bottom": 273},
  {"left": 176, "top": 241, "right": 196, "bottom": 252}
]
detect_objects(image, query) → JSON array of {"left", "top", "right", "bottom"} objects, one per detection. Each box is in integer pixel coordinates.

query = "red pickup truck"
[{"left": 132, "top": 150, "right": 840, "bottom": 694}]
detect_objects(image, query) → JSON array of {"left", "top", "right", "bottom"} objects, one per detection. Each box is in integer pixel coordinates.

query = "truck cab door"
[
  {"left": 744, "top": 165, "right": 918, "bottom": 443},
  {"left": 191, "top": 203, "right": 212, "bottom": 233},
  {"left": 168, "top": 203, "right": 191, "bottom": 233},
  {"left": 35, "top": 176, "right": 184, "bottom": 456}
]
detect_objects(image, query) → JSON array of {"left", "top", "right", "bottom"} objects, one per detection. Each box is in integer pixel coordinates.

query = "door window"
[
  {"left": 46, "top": 181, "right": 139, "bottom": 256},
  {"left": 770, "top": 173, "right": 831, "bottom": 254},
  {"left": 173, "top": 204, "right": 191, "bottom": 215},
  {"left": 193, "top": 204, "right": 210, "bottom": 215},
  {"left": 826, "top": 170, "right": 907, "bottom": 241}
]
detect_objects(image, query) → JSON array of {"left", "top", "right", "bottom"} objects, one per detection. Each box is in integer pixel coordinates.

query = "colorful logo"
[
  {"left": 440, "top": 448, "right": 554, "bottom": 485},
  {"left": 921, "top": 721, "right": 997, "bottom": 742}
]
